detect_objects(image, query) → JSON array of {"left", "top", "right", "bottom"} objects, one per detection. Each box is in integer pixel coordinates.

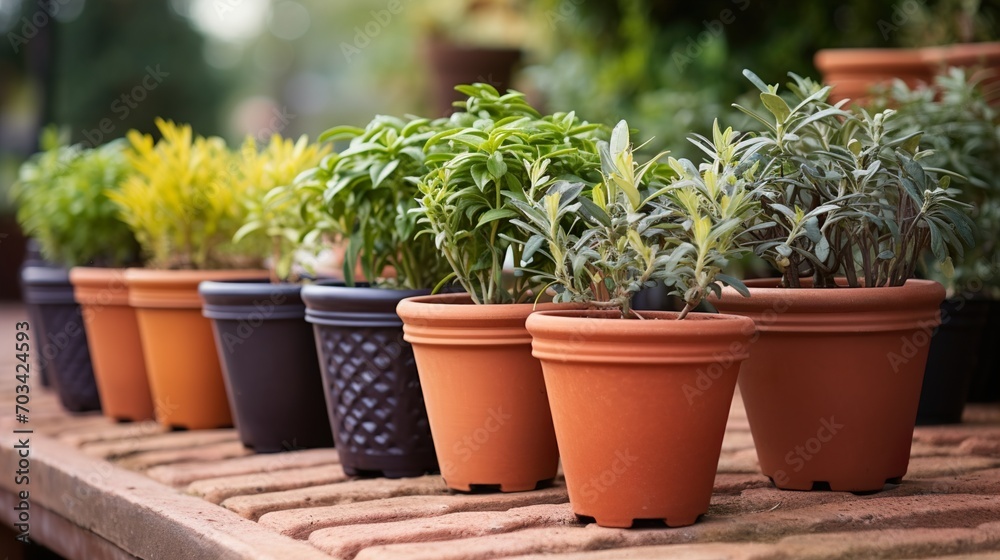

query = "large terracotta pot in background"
[
  {"left": 925, "top": 41, "right": 1000, "bottom": 104},
  {"left": 201, "top": 281, "right": 334, "bottom": 452},
  {"left": 22, "top": 265, "right": 101, "bottom": 412},
  {"left": 424, "top": 40, "right": 522, "bottom": 116},
  {"left": 126, "top": 269, "right": 266, "bottom": 430},
  {"left": 526, "top": 309, "right": 755, "bottom": 528},
  {"left": 917, "top": 298, "right": 989, "bottom": 425},
  {"left": 71, "top": 267, "right": 154, "bottom": 422},
  {"left": 712, "top": 279, "right": 945, "bottom": 492},
  {"left": 303, "top": 283, "right": 436, "bottom": 477},
  {"left": 814, "top": 48, "right": 933, "bottom": 105},
  {"left": 397, "top": 294, "right": 563, "bottom": 492}
]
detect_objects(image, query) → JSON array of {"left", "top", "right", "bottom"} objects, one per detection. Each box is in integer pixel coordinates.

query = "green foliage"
[
  {"left": 872, "top": 69, "right": 1000, "bottom": 295},
  {"left": 109, "top": 119, "right": 262, "bottom": 270},
  {"left": 232, "top": 135, "right": 329, "bottom": 283},
  {"left": 296, "top": 115, "right": 452, "bottom": 289},
  {"left": 413, "top": 84, "right": 608, "bottom": 303},
  {"left": 511, "top": 120, "right": 759, "bottom": 318},
  {"left": 11, "top": 129, "right": 139, "bottom": 268},
  {"left": 735, "top": 70, "right": 975, "bottom": 288}
]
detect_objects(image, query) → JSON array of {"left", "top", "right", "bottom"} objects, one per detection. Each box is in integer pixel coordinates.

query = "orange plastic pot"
[
  {"left": 814, "top": 48, "right": 933, "bottom": 105},
  {"left": 397, "top": 294, "right": 566, "bottom": 492},
  {"left": 70, "top": 267, "right": 154, "bottom": 422},
  {"left": 712, "top": 279, "right": 945, "bottom": 492},
  {"left": 526, "top": 309, "right": 755, "bottom": 528},
  {"left": 125, "top": 268, "right": 266, "bottom": 429}
]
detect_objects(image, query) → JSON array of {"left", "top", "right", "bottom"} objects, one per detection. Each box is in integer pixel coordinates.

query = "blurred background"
[{"left": 1, "top": 0, "right": 997, "bottom": 298}]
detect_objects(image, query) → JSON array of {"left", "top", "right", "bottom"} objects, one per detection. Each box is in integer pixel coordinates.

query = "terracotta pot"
[
  {"left": 712, "top": 279, "right": 945, "bottom": 492},
  {"left": 21, "top": 265, "right": 101, "bottom": 412},
  {"left": 126, "top": 268, "right": 266, "bottom": 430},
  {"left": 968, "top": 299, "right": 1000, "bottom": 403},
  {"left": 526, "top": 309, "right": 754, "bottom": 528},
  {"left": 814, "top": 48, "right": 933, "bottom": 105},
  {"left": 303, "top": 283, "right": 437, "bottom": 477},
  {"left": 200, "top": 281, "right": 334, "bottom": 452},
  {"left": 397, "top": 294, "right": 566, "bottom": 492},
  {"left": 924, "top": 41, "right": 1000, "bottom": 104},
  {"left": 917, "top": 298, "right": 989, "bottom": 424},
  {"left": 424, "top": 40, "right": 522, "bottom": 116},
  {"left": 71, "top": 267, "right": 154, "bottom": 422}
]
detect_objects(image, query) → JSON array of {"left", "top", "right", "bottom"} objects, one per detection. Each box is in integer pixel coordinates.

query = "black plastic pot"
[
  {"left": 19, "top": 240, "right": 52, "bottom": 387},
  {"left": 200, "top": 281, "right": 334, "bottom": 453},
  {"left": 21, "top": 265, "right": 100, "bottom": 412},
  {"left": 968, "top": 299, "right": 1000, "bottom": 403},
  {"left": 302, "top": 283, "right": 437, "bottom": 478},
  {"left": 917, "top": 298, "right": 990, "bottom": 425}
]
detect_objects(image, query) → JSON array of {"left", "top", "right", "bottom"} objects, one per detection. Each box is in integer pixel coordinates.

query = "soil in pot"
[
  {"left": 526, "top": 309, "right": 755, "bottom": 528},
  {"left": 968, "top": 299, "right": 1000, "bottom": 403},
  {"left": 917, "top": 298, "right": 989, "bottom": 424},
  {"left": 397, "top": 293, "right": 564, "bottom": 493},
  {"left": 71, "top": 267, "right": 155, "bottom": 422},
  {"left": 201, "top": 281, "right": 333, "bottom": 452},
  {"left": 126, "top": 269, "right": 266, "bottom": 430},
  {"left": 712, "top": 279, "right": 945, "bottom": 492},
  {"left": 303, "top": 283, "right": 436, "bottom": 477},
  {"left": 21, "top": 265, "right": 100, "bottom": 412}
]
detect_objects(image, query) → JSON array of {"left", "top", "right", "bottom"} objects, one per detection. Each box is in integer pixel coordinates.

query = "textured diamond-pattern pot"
[
  {"left": 302, "top": 283, "right": 437, "bottom": 478},
  {"left": 200, "top": 281, "right": 333, "bottom": 453},
  {"left": 21, "top": 265, "right": 100, "bottom": 412}
]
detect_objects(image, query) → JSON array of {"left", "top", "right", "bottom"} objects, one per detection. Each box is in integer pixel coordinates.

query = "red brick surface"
[{"left": 1, "top": 303, "right": 999, "bottom": 559}]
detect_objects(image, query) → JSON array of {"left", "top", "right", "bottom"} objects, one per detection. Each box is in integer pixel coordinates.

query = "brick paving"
[{"left": 1, "top": 303, "right": 999, "bottom": 559}]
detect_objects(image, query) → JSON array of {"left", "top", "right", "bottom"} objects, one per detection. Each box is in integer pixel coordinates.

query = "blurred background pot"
[
  {"left": 424, "top": 40, "right": 522, "bottom": 116},
  {"left": 71, "top": 267, "right": 154, "bottom": 422},
  {"left": 201, "top": 280, "right": 333, "bottom": 452},
  {"left": 126, "top": 268, "right": 266, "bottom": 430},
  {"left": 917, "top": 298, "right": 990, "bottom": 425},
  {"left": 21, "top": 265, "right": 100, "bottom": 412}
]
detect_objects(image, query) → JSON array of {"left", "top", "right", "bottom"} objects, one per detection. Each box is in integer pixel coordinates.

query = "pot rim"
[
  {"left": 302, "top": 282, "right": 431, "bottom": 327},
  {"left": 526, "top": 310, "right": 755, "bottom": 365},
  {"left": 200, "top": 280, "right": 306, "bottom": 321},
  {"left": 70, "top": 267, "right": 131, "bottom": 306},
  {"left": 125, "top": 268, "right": 268, "bottom": 309}
]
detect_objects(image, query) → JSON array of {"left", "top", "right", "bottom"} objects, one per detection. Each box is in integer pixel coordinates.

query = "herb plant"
[
  {"left": 873, "top": 69, "right": 1000, "bottom": 296},
  {"left": 232, "top": 134, "right": 329, "bottom": 283},
  {"left": 734, "top": 70, "right": 975, "bottom": 288},
  {"left": 295, "top": 115, "right": 453, "bottom": 289},
  {"left": 110, "top": 119, "right": 260, "bottom": 270},
  {"left": 510, "top": 120, "right": 760, "bottom": 319},
  {"left": 413, "top": 83, "right": 608, "bottom": 303},
  {"left": 12, "top": 129, "right": 139, "bottom": 268}
]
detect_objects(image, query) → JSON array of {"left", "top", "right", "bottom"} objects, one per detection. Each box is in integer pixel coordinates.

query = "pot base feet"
[
  {"left": 342, "top": 465, "right": 439, "bottom": 479},
  {"left": 576, "top": 514, "right": 701, "bottom": 529},
  {"left": 767, "top": 475, "right": 903, "bottom": 493},
  {"left": 446, "top": 477, "right": 555, "bottom": 493}
]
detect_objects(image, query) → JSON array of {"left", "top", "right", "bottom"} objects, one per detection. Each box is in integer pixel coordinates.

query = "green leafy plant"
[
  {"left": 413, "top": 83, "right": 608, "bottom": 304},
  {"left": 295, "top": 114, "right": 453, "bottom": 289},
  {"left": 109, "top": 119, "right": 261, "bottom": 270},
  {"left": 11, "top": 128, "right": 139, "bottom": 268},
  {"left": 873, "top": 68, "right": 1000, "bottom": 296},
  {"left": 232, "top": 134, "right": 329, "bottom": 283},
  {"left": 510, "top": 120, "right": 760, "bottom": 319},
  {"left": 733, "top": 70, "right": 975, "bottom": 288}
]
